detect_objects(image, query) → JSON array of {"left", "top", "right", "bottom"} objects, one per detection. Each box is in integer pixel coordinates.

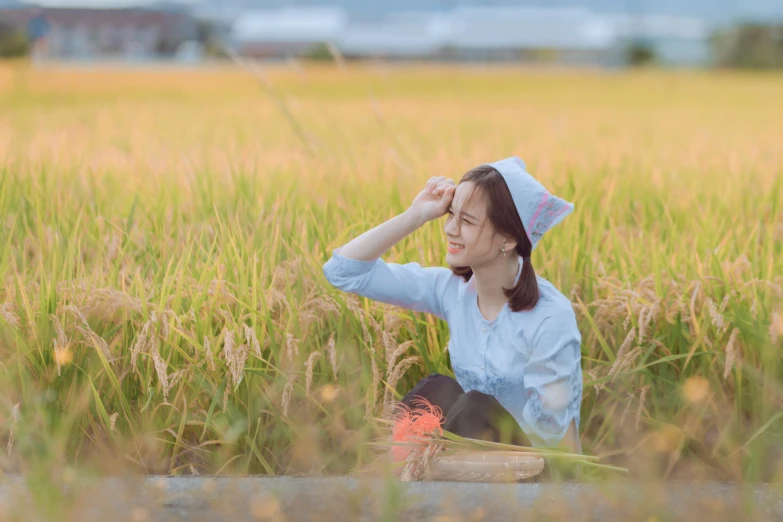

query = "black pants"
[{"left": 396, "top": 373, "right": 531, "bottom": 447}]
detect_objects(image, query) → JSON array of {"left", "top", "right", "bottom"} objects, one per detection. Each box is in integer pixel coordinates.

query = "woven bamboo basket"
[{"left": 422, "top": 450, "right": 546, "bottom": 482}]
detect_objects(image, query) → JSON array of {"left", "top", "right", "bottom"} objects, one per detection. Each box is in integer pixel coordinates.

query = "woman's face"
[{"left": 444, "top": 182, "right": 507, "bottom": 268}]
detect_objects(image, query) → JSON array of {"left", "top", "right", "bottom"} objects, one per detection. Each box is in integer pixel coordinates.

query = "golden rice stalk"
[
  {"left": 719, "top": 293, "right": 731, "bottom": 313},
  {"left": 75, "top": 322, "right": 112, "bottom": 362},
  {"left": 49, "top": 314, "right": 70, "bottom": 376},
  {"left": 207, "top": 279, "right": 238, "bottom": 306},
  {"left": 243, "top": 323, "right": 263, "bottom": 359},
  {"left": 130, "top": 311, "right": 157, "bottom": 373},
  {"left": 285, "top": 333, "right": 299, "bottom": 363},
  {"left": 326, "top": 332, "right": 338, "bottom": 381},
  {"left": 690, "top": 282, "right": 701, "bottom": 313},
  {"left": 381, "top": 331, "right": 396, "bottom": 355},
  {"left": 168, "top": 369, "right": 186, "bottom": 392},
  {"left": 384, "top": 355, "right": 422, "bottom": 412},
  {"left": 369, "top": 355, "right": 380, "bottom": 416},
  {"left": 613, "top": 347, "right": 643, "bottom": 378},
  {"left": 105, "top": 232, "right": 121, "bottom": 262},
  {"left": 706, "top": 298, "right": 726, "bottom": 333},
  {"left": 62, "top": 305, "right": 113, "bottom": 362},
  {"left": 643, "top": 300, "right": 660, "bottom": 338},
  {"left": 222, "top": 384, "right": 231, "bottom": 413},
  {"left": 361, "top": 319, "right": 372, "bottom": 348},
  {"left": 609, "top": 327, "right": 636, "bottom": 378},
  {"left": 7, "top": 403, "right": 19, "bottom": 456},
  {"left": 637, "top": 307, "right": 648, "bottom": 343},
  {"left": 161, "top": 311, "right": 170, "bottom": 340},
  {"left": 400, "top": 441, "right": 442, "bottom": 482},
  {"left": 770, "top": 312, "right": 782, "bottom": 345},
  {"left": 187, "top": 308, "right": 197, "bottom": 328},
  {"left": 636, "top": 385, "right": 649, "bottom": 430},
  {"left": 230, "top": 344, "right": 249, "bottom": 390},
  {"left": 222, "top": 328, "right": 235, "bottom": 363},
  {"left": 282, "top": 374, "right": 298, "bottom": 417},
  {"left": 298, "top": 310, "right": 319, "bottom": 333},
  {"left": 161, "top": 310, "right": 184, "bottom": 340},
  {"left": 723, "top": 328, "right": 740, "bottom": 380},
  {"left": 110, "top": 412, "right": 119, "bottom": 432},
  {"left": 150, "top": 338, "right": 170, "bottom": 401},
  {"left": 386, "top": 340, "right": 415, "bottom": 374},
  {"left": 304, "top": 351, "right": 322, "bottom": 396},
  {"left": 265, "top": 288, "right": 288, "bottom": 313},
  {"left": 204, "top": 337, "right": 216, "bottom": 372},
  {"left": 222, "top": 330, "right": 248, "bottom": 390},
  {"left": 312, "top": 295, "right": 341, "bottom": 315},
  {"left": 0, "top": 302, "right": 20, "bottom": 329},
  {"left": 57, "top": 283, "right": 143, "bottom": 323}
]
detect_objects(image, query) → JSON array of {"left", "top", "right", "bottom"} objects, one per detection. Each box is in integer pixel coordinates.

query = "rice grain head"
[
  {"left": 326, "top": 332, "right": 338, "bottom": 381},
  {"left": 282, "top": 374, "right": 298, "bottom": 417},
  {"left": 285, "top": 333, "right": 299, "bottom": 363},
  {"left": 7, "top": 403, "right": 19, "bottom": 456},
  {"left": 637, "top": 307, "right": 648, "bottom": 343},
  {"left": 723, "top": 327, "right": 740, "bottom": 380},
  {"left": 386, "top": 340, "right": 415, "bottom": 377},
  {"left": 384, "top": 355, "right": 422, "bottom": 412},
  {"left": 151, "top": 338, "right": 170, "bottom": 401},
  {"left": 243, "top": 323, "right": 263, "bottom": 359},
  {"left": 304, "top": 350, "right": 322, "bottom": 396},
  {"left": 636, "top": 385, "right": 650, "bottom": 430},
  {"left": 204, "top": 337, "right": 216, "bottom": 372},
  {"left": 706, "top": 298, "right": 725, "bottom": 333},
  {"left": 609, "top": 327, "right": 636, "bottom": 377},
  {"left": 229, "top": 344, "right": 249, "bottom": 390},
  {"left": 0, "top": 302, "right": 20, "bottom": 329},
  {"left": 130, "top": 311, "right": 158, "bottom": 373},
  {"left": 770, "top": 312, "right": 782, "bottom": 345},
  {"left": 368, "top": 355, "right": 380, "bottom": 417}
]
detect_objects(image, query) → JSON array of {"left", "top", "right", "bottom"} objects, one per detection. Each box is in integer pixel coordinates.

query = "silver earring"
[{"left": 501, "top": 245, "right": 506, "bottom": 258}]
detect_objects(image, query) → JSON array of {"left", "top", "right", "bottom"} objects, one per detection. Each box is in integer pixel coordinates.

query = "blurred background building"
[{"left": 0, "top": 0, "right": 781, "bottom": 68}]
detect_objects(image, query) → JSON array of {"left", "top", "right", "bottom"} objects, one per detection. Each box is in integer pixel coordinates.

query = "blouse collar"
[{"left": 470, "top": 256, "right": 524, "bottom": 326}]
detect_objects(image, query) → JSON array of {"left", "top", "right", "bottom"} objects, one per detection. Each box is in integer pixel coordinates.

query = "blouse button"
[{"left": 482, "top": 327, "right": 488, "bottom": 333}]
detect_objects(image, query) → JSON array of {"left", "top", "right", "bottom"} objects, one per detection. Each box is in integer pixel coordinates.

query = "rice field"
[{"left": 0, "top": 60, "right": 782, "bottom": 515}]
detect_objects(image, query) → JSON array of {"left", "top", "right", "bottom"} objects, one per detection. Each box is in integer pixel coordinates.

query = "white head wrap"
[{"left": 483, "top": 156, "right": 574, "bottom": 251}]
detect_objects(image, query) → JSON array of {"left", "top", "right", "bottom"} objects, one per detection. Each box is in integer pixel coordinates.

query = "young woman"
[{"left": 322, "top": 156, "right": 582, "bottom": 454}]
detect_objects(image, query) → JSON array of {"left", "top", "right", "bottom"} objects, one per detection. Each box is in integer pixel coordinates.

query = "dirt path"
[{"left": 1, "top": 476, "right": 782, "bottom": 521}]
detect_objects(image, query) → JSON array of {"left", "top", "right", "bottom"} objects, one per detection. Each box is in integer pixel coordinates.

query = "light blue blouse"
[{"left": 322, "top": 247, "right": 583, "bottom": 448}]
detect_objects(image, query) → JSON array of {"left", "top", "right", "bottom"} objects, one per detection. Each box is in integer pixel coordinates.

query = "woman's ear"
[{"left": 502, "top": 236, "right": 518, "bottom": 252}]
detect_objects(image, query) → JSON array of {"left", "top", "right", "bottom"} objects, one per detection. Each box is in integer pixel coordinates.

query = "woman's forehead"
[{"left": 453, "top": 182, "right": 485, "bottom": 216}]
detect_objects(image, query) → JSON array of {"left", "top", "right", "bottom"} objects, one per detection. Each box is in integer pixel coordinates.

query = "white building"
[
  {"left": 441, "top": 6, "right": 618, "bottom": 64},
  {"left": 230, "top": 6, "right": 347, "bottom": 57},
  {"left": 228, "top": 5, "right": 712, "bottom": 66}
]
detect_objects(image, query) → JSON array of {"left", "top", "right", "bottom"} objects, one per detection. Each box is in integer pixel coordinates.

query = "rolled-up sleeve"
[
  {"left": 322, "top": 246, "right": 455, "bottom": 320},
  {"left": 520, "top": 311, "right": 583, "bottom": 448}
]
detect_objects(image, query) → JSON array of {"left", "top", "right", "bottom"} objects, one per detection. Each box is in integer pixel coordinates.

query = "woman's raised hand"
[{"left": 408, "top": 176, "right": 456, "bottom": 224}]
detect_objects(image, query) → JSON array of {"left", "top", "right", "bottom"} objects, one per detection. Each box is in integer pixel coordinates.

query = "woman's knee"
[
  {"left": 443, "top": 390, "right": 528, "bottom": 445},
  {"left": 457, "top": 389, "right": 497, "bottom": 410},
  {"left": 399, "top": 373, "right": 464, "bottom": 413}
]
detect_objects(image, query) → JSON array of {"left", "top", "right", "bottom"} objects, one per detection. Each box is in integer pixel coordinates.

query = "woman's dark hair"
[{"left": 449, "top": 165, "right": 539, "bottom": 312}]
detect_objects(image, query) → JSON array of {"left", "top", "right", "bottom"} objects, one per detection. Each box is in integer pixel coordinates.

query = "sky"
[{"left": 12, "top": 0, "right": 783, "bottom": 24}]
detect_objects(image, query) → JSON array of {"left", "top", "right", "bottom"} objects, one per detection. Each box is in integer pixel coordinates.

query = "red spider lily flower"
[{"left": 389, "top": 396, "right": 444, "bottom": 462}]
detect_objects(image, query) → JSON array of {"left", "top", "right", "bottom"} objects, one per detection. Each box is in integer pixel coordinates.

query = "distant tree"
[
  {"left": 194, "top": 19, "right": 229, "bottom": 59},
  {"left": 625, "top": 40, "right": 657, "bottom": 67},
  {"left": 304, "top": 42, "right": 333, "bottom": 61},
  {"left": 711, "top": 23, "right": 783, "bottom": 69},
  {"left": 0, "top": 20, "right": 28, "bottom": 58}
]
